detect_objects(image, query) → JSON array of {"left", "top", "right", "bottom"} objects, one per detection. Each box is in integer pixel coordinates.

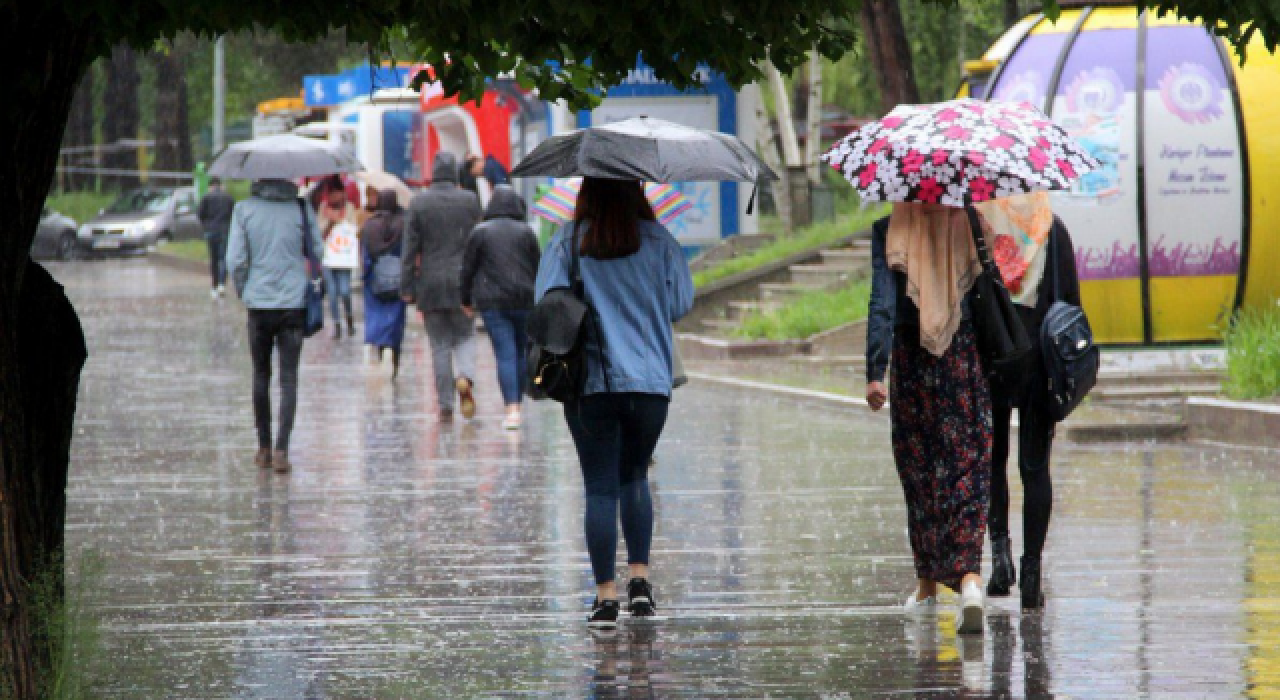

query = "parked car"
[
  {"left": 77, "top": 186, "right": 203, "bottom": 254},
  {"left": 30, "top": 206, "right": 79, "bottom": 261}
]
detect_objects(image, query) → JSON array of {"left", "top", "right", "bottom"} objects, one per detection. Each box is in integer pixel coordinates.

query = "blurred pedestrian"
[
  {"left": 460, "top": 154, "right": 483, "bottom": 195},
  {"left": 977, "top": 193, "right": 1081, "bottom": 610},
  {"left": 459, "top": 184, "right": 541, "bottom": 430},
  {"left": 317, "top": 175, "right": 357, "bottom": 338},
  {"left": 482, "top": 154, "right": 510, "bottom": 187},
  {"left": 534, "top": 177, "right": 694, "bottom": 629},
  {"left": 401, "top": 153, "right": 484, "bottom": 421},
  {"left": 225, "top": 179, "right": 324, "bottom": 473},
  {"left": 865, "top": 202, "right": 992, "bottom": 635},
  {"left": 360, "top": 188, "right": 408, "bottom": 378},
  {"left": 198, "top": 177, "right": 235, "bottom": 299}
]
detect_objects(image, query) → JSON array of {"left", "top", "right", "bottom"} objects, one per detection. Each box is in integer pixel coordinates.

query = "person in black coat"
[
  {"left": 984, "top": 211, "right": 1082, "bottom": 610},
  {"left": 459, "top": 184, "right": 541, "bottom": 430},
  {"left": 197, "top": 178, "right": 235, "bottom": 298}
]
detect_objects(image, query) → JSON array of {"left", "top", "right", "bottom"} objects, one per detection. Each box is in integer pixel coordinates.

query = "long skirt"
[
  {"left": 362, "top": 285, "right": 406, "bottom": 350},
  {"left": 889, "top": 322, "right": 993, "bottom": 593}
]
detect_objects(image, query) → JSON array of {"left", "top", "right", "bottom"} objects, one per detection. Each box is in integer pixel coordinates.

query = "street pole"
[{"left": 213, "top": 35, "right": 226, "bottom": 154}]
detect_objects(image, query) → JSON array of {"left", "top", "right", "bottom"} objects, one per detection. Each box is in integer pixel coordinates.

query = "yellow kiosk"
[{"left": 963, "top": 3, "right": 1280, "bottom": 344}]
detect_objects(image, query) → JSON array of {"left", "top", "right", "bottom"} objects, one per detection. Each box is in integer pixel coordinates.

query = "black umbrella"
[{"left": 511, "top": 117, "right": 778, "bottom": 184}]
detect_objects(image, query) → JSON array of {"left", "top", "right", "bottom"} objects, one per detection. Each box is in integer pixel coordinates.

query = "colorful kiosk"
[{"left": 963, "top": 3, "right": 1280, "bottom": 344}]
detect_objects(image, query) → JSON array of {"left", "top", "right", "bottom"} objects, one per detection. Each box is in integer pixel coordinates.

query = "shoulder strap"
[
  {"left": 1049, "top": 217, "right": 1061, "bottom": 303},
  {"left": 965, "top": 206, "right": 1001, "bottom": 284},
  {"left": 569, "top": 221, "right": 583, "bottom": 293}
]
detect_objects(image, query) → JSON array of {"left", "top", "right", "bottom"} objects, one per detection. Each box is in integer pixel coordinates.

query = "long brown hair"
[{"left": 574, "top": 177, "right": 656, "bottom": 259}]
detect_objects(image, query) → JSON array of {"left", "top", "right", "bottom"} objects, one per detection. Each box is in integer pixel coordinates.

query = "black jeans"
[
  {"left": 564, "top": 393, "right": 669, "bottom": 585},
  {"left": 989, "top": 390, "right": 1055, "bottom": 560},
  {"left": 248, "top": 310, "right": 305, "bottom": 452},
  {"left": 206, "top": 232, "right": 227, "bottom": 289}
]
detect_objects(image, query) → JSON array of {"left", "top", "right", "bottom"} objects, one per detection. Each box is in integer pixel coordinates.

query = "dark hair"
[
  {"left": 209, "top": 177, "right": 221, "bottom": 186},
  {"left": 574, "top": 178, "right": 655, "bottom": 260}
]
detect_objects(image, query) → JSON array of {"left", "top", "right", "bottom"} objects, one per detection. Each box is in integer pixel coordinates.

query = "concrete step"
[
  {"left": 788, "top": 263, "right": 869, "bottom": 287},
  {"left": 819, "top": 248, "right": 871, "bottom": 266},
  {"left": 1090, "top": 383, "right": 1221, "bottom": 402},
  {"left": 727, "top": 300, "right": 783, "bottom": 321},
  {"left": 759, "top": 282, "right": 825, "bottom": 302},
  {"left": 700, "top": 318, "right": 742, "bottom": 334},
  {"left": 1096, "top": 370, "right": 1224, "bottom": 389}
]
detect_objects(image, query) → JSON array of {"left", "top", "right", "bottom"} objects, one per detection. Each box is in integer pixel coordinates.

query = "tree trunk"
[
  {"left": 752, "top": 81, "right": 793, "bottom": 232},
  {"left": 103, "top": 44, "right": 140, "bottom": 190},
  {"left": 803, "top": 48, "right": 824, "bottom": 185},
  {"left": 62, "top": 70, "right": 96, "bottom": 192},
  {"left": 1005, "top": 0, "right": 1023, "bottom": 28},
  {"left": 0, "top": 12, "right": 93, "bottom": 697},
  {"left": 152, "top": 46, "right": 193, "bottom": 174},
  {"left": 764, "top": 61, "right": 806, "bottom": 229},
  {"left": 860, "top": 0, "right": 921, "bottom": 114}
]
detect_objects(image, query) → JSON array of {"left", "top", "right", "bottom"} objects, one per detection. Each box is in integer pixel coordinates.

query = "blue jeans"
[
  {"left": 481, "top": 310, "right": 529, "bottom": 405},
  {"left": 564, "top": 393, "right": 669, "bottom": 585},
  {"left": 324, "top": 268, "right": 353, "bottom": 324}
]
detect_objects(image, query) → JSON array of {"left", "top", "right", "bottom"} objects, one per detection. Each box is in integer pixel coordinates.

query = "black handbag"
[
  {"left": 297, "top": 201, "right": 326, "bottom": 338},
  {"left": 527, "top": 225, "right": 604, "bottom": 403},
  {"left": 965, "top": 206, "right": 1033, "bottom": 388},
  {"left": 1040, "top": 225, "right": 1099, "bottom": 422}
]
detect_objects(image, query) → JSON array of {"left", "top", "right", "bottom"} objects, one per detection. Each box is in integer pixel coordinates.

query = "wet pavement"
[{"left": 54, "top": 259, "right": 1280, "bottom": 698}]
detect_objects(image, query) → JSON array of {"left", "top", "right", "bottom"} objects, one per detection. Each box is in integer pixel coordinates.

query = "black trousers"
[
  {"left": 989, "top": 389, "right": 1055, "bottom": 561},
  {"left": 248, "top": 309, "right": 305, "bottom": 452}
]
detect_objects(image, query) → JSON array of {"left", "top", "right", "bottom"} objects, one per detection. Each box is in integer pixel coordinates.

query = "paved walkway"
[{"left": 55, "top": 259, "right": 1280, "bottom": 698}]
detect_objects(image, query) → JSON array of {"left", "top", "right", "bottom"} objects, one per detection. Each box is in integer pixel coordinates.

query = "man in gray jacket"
[
  {"left": 226, "top": 179, "right": 324, "bottom": 472},
  {"left": 401, "top": 152, "right": 484, "bottom": 420}
]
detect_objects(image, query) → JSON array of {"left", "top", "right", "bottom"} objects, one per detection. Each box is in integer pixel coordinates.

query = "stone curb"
[{"left": 1186, "top": 397, "right": 1280, "bottom": 449}]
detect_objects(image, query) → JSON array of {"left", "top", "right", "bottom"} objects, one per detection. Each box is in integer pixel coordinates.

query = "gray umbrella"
[
  {"left": 209, "top": 133, "right": 364, "bottom": 180},
  {"left": 510, "top": 117, "right": 778, "bottom": 184}
]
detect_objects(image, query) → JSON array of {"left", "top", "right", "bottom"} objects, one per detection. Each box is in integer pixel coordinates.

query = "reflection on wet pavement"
[{"left": 55, "top": 260, "right": 1278, "bottom": 697}]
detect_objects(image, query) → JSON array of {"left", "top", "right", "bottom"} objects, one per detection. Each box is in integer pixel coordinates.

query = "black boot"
[
  {"left": 346, "top": 314, "right": 355, "bottom": 337},
  {"left": 332, "top": 322, "right": 341, "bottom": 339},
  {"left": 1019, "top": 556, "right": 1045, "bottom": 610},
  {"left": 391, "top": 348, "right": 401, "bottom": 381},
  {"left": 987, "top": 535, "right": 1016, "bottom": 596}
]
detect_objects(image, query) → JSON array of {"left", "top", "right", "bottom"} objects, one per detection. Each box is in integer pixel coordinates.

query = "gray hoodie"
[
  {"left": 401, "top": 153, "right": 484, "bottom": 311},
  {"left": 225, "top": 180, "right": 324, "bottom": 310}
]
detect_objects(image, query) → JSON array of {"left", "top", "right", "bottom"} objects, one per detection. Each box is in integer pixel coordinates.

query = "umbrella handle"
[{"left": 746, "top": 184, "right": 758, "bottom": 216}]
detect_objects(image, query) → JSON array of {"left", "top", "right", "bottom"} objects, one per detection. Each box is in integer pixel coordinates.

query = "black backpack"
[
  {"left": 526, "top": 225, "right": 606, "bottom": 403},
  {"left": 1040, "top": 226, "right": 1099, "bottom": 422}
]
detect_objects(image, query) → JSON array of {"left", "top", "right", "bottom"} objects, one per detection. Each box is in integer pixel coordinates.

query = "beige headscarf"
[
  {"left": 887, "top": 203, "right": 982, "bottom": 357},
  {"left": 973, "top": 192, "right": 1053, "bottom": 306}
]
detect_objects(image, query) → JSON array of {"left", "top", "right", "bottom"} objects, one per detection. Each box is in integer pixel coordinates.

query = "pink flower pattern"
[{"left": 820, "top": 99, "right": 1098, "bottom": 207}]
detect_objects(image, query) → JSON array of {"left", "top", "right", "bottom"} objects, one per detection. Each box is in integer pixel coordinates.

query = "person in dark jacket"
[
  {"left": 459, "top": 185, "right": 541, "bottom": 430},
  {"left": 198, "top": 178, "right": 235, "bottom": 299},
  {"left": 401, "top": 152, "right": 484, "bottom": 420},
  {"left": 865, "top": 202, "right": 991, "bottom": 636},
  {"left": 974, "top": 194, "right": 1082, "bottom": 610},
  {"left": 482, "top": 154, "right": 510, "bottom": 187},
  {"left": 360, "top": 188, "right": 408, "bottom": 379}
]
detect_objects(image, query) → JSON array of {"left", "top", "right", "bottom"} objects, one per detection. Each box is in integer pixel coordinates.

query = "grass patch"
[
  {"left": 1223, "top": 301, "right": 1280, "bottom": 400},
  {"left": 157, "top": 239, "right": 209, "bottom": 262},
  {"left": 734, "top": 278, "right": 872, "bottom": 341},
  {"left": 693, "top": 205, "right": 886, "bottom": 289},
  {"left": 44, "top": 191, "right": 116, "bottom": 227}
]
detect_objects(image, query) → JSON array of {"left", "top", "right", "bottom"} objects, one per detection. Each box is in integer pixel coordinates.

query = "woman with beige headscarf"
[{"left": 864, "top": 201, "right": 991, "bottom": 635}]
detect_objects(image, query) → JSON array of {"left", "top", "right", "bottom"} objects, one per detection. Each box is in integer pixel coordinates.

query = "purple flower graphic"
[
  {"left": 1065, "top": 67, "right": 1126, "bottom": 115},
  {"left": 1159, "top": 63, "right": 1224, "bottom": 124}
]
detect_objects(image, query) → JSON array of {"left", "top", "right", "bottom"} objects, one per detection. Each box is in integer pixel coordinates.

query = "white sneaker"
[
  {"left": 217, "top": 285, "right": 226, "bottom": 297},
  {"left": 210, "top": 289, "right": 219, "bottom": 300},
  {"left": 956, "top": 581, "right": 985, "bottom": 635},
  {"left": 502, "top": 413, "right": 522, "bottom": 430},
  {"left": 903, "top": 589, "right": 937, "bottom": 615}
]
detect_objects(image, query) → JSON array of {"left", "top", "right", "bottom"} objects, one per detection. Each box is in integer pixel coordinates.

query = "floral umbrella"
[{"left": 820, "top": 99, "right": 1099, "bottom": 207}]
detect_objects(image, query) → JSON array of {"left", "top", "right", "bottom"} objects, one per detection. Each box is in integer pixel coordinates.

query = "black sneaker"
[
  {"left": 627, "top": 578, "right": 657, "bottom": 618},
  {"left": 587, "top": 599, "right": 620, "bottom": 628}
]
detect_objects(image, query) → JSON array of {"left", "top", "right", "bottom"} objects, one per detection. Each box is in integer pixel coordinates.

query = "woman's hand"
[{"left": 867, "top": 381, "right": 888, "bottom": 412}]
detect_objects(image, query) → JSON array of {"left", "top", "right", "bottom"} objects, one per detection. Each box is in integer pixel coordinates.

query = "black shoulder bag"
[
  {"left": 527, "top": 225, "right": 606, "bottom": 403},
  {"left": 1040, "top": 223, "right": 1099, "bottom": 422},
  {"left": 965, "top": 205, "right": 1033, "bottom": 389}
]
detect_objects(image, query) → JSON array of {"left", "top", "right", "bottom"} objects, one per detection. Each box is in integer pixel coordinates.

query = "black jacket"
[
  {"left": 865, "top": 214, "right": 1081, "bottom": 383},
  {"left": 459, "top": 185, "right": 541, "bottom": 311},
  {"left": 401, "top": 153, "right": 484, "bottom": 311},
  {"left": 197, "top": 188, "right": 235, "bottom": 237}
]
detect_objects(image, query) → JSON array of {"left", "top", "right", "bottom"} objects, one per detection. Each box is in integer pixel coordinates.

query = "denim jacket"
[
  {"left": 534, "top": 220, "right": 694, "bottom": 397},
  {"left": 865, "top": 217, "right": 974, "bottom": 383}
]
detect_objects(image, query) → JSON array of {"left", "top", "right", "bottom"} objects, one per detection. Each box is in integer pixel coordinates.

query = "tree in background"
[
  {"left": 60, "top": 74, "right": 95, "bottom": 192},
  {"left": 151, "top": 43, "right": 193, "bottom": 174},
  {"left": 861, "top": 0, "right": 920, "bottom": 113},
  {"left": 1006, "top": 0, "right": 1024, "bottom": 27},
  {"left": 101, "top": 45, "right": 140, "bottom": 189}
]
